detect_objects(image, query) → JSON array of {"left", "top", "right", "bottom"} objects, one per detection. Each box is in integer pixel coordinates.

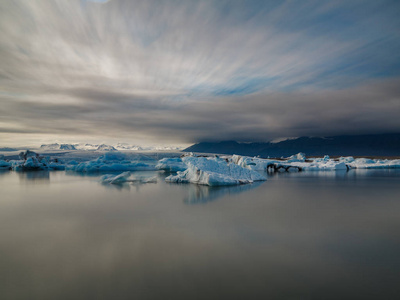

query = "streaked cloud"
[{"left": 0, "top": 0, "right": 399, "bottom": 146}]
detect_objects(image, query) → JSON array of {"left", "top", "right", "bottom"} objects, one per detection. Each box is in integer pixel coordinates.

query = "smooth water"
[{"left": 1, "top": 169, "right": 400, "bottom": 300}]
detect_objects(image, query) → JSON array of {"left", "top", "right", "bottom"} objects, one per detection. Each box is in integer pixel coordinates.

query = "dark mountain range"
[{"left": 184, "top": 133, "right": 400, "bottom": 157}]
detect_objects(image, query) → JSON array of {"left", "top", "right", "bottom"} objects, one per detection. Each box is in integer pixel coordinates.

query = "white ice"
[
  {"left": 66, "top": 152, "right": 156, "bottom": 173},
  {"left": 0, "top": 160, "right": 12, "bottom": 170},
  {"left": 347, "top": 158, "right": 400, "bottom": 169},
  {"left": 232, "top": 155, "right": 282, "bottom": 171},
  {"left": 100, "top": 172, "right": 157, "bottom": 184},
  {"left": 165, "top": 156, "right": 266, "bottom": 186},
  {"left": 100, "top": 171, "right": 131, "bottom": 184},
  {"left": 155, "top": 157, "right": 187, "bottom": 172}
]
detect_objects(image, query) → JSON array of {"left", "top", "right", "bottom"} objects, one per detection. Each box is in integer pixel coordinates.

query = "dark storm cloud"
[
  {"left": 3, "top": 79, "right": 399, "bottom": 144},
  {"left": 0, "top": 0, "right": 400, "bottom": 145}
]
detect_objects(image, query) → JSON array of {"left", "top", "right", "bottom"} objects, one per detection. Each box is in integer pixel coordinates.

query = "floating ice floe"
[
  {"left": 13, "top": 157, "right": 47, "bottom": 171},
  {"left": 286, "top": 152, "right": 307, "bottom": 162},
  {"left": 165, "top": 156, "right": 266, "bottom": 186},
  {"left": 9, "top": 150, "right": 66, "bottom": 171},
  {"left": 155, "top": 157, "right": 187, "bottom": 172},
  {"left": 289, "top": 161, "right": 349, "bottom": 171},
  {"left": 232, "top": 155, "right": 281, "bottom": 171},
  {"left": 100, "top": 171, "right": 132, "bottom": 184},
  {"left": 232, "top": 153, "right": 400, "bottom": 171},
  {"left": 66, "top": 152, "right": 156, "bottom": 173},
  {"left": 231, "top": 153, "right": 349, "bottom": 171},
  {"left": 0, "top": 160, "right": 12, "bottom": 170},
  {"left": 100, "top": 171, "right": 157, "bottom": 184},
  {"left": 347, "top": 158, "right": 400, "bottom": 169},
  {"left": 338, "top": 156, "right": 355, "bottom": 163}
]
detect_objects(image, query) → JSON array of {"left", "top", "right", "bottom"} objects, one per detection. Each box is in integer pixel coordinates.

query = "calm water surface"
[{"left": 1, "top": 169, "right": 400, "bottom": 299}]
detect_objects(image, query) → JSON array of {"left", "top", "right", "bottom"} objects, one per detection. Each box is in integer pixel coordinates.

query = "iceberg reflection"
[
  {"left": 18, "top": 171, "right": 50, "bottom": 183},
  {"left": 183, "top": 181, "right": 264, "bottom": 204}
]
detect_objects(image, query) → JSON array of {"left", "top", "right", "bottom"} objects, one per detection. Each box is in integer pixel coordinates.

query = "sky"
[{"left": 1, "top": 0, "right": 400, "bottom": 147}]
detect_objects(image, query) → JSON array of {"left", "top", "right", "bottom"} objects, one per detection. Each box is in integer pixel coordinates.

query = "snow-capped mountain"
[
  {"left": 96, "top": 144, "right": 117, "bottom": 151},
  {"left": 40, "top": 143, "right": 76, "bottom": 150},
  {"left": 113, "top": 143, "right": 184, "bottom": 151},
  {"left": 74, "top": 144, "right": 117, "bottom": 151},
  {"left": 39, "top": 142, "right": 184, "bottom": 152},
  {"left": 114, "top": 143, "right": 143, "bottom": 151}
]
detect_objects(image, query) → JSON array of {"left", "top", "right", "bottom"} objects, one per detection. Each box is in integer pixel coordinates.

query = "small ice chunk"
[
  {"left": 286, "top": 152, "right": 306, "bottom": 162},
  {"left": 101, "top": 171, "right": 131, "bottom": 184}
]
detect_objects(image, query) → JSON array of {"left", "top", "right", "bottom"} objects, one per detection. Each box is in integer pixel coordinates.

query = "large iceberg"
[
  {"left": 232, "top": 153, "right": 349, "bottom": 171},
  {"left": 165, "top": 156, "right": 266, "bottom": 186}
]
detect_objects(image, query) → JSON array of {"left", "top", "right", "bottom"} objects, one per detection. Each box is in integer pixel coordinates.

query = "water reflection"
[
  {"left": 1, "top": 169, "right": 400, "bottom": 299},
  {"left": 267, "top": 169, "right": 352, "bottom": 179},
  {"left": 0, "top": 170, "right": 10, "bottom": 178},
  {"left": 268, "top": 168, "right": 400, "bottom": 182},
  {"left": 183, "top": 181, "right": 264, "bottom": 204},
  {"left": 18, "top": 171, "right": 50, "bottom": 183},
  {"left": 100, "top": 182, "right": 131, "bottom": 191}
]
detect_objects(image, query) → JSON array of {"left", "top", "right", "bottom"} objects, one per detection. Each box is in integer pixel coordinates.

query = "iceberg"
[
  {"left": 165, "top": 156, "right": 266, "bottom": 186},
  {"left": 232, "top": 155, "right": 282, "bottom": 171},
  {"left": 19, "top": 150, "right": 39, "bottom": 160},
  {"left": 13, "top": 157, "right": 48, "bottom": 171},
  {"left": 232, "top": 153, "right": 349, "bottom": 172},
  {"left": 290, "top": 161, "right": 349, "bottom": 171},
  {"left": 47, "top": 162, "right": 66, "bottom": 170},
  {"left": 101, "top": 171, "right": 131, "bottom": 184},
  {"left": 348, "top": 158, "right": 400, "bottom": 169},
  {"left": 0, "top": 160, "right": 12, "bottom": 170},
  {"left": 66, "top": 152, "right": 156, "bottom": 173},
  {"left": 232, "top": 153, "right": 400, "bottom": 172},
  {"left": 8, "top": 150, "right": 67, "bottom": 171},
  {"left": 338, "top": 156, "right": 355, "bottom": 163},
  {"left": 100, "top": 172, "right": 157, "bottom": 184},
  {"left": 155, "top": 157, "right": 187, "bottom": 172},
  {"left": 286, "top": 152, "right": 306, "bottom": 162}
]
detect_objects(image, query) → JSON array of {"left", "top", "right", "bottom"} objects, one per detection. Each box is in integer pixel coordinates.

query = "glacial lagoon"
[{"left": 1, "top": 168, "right": 400, "bottom": 299}]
